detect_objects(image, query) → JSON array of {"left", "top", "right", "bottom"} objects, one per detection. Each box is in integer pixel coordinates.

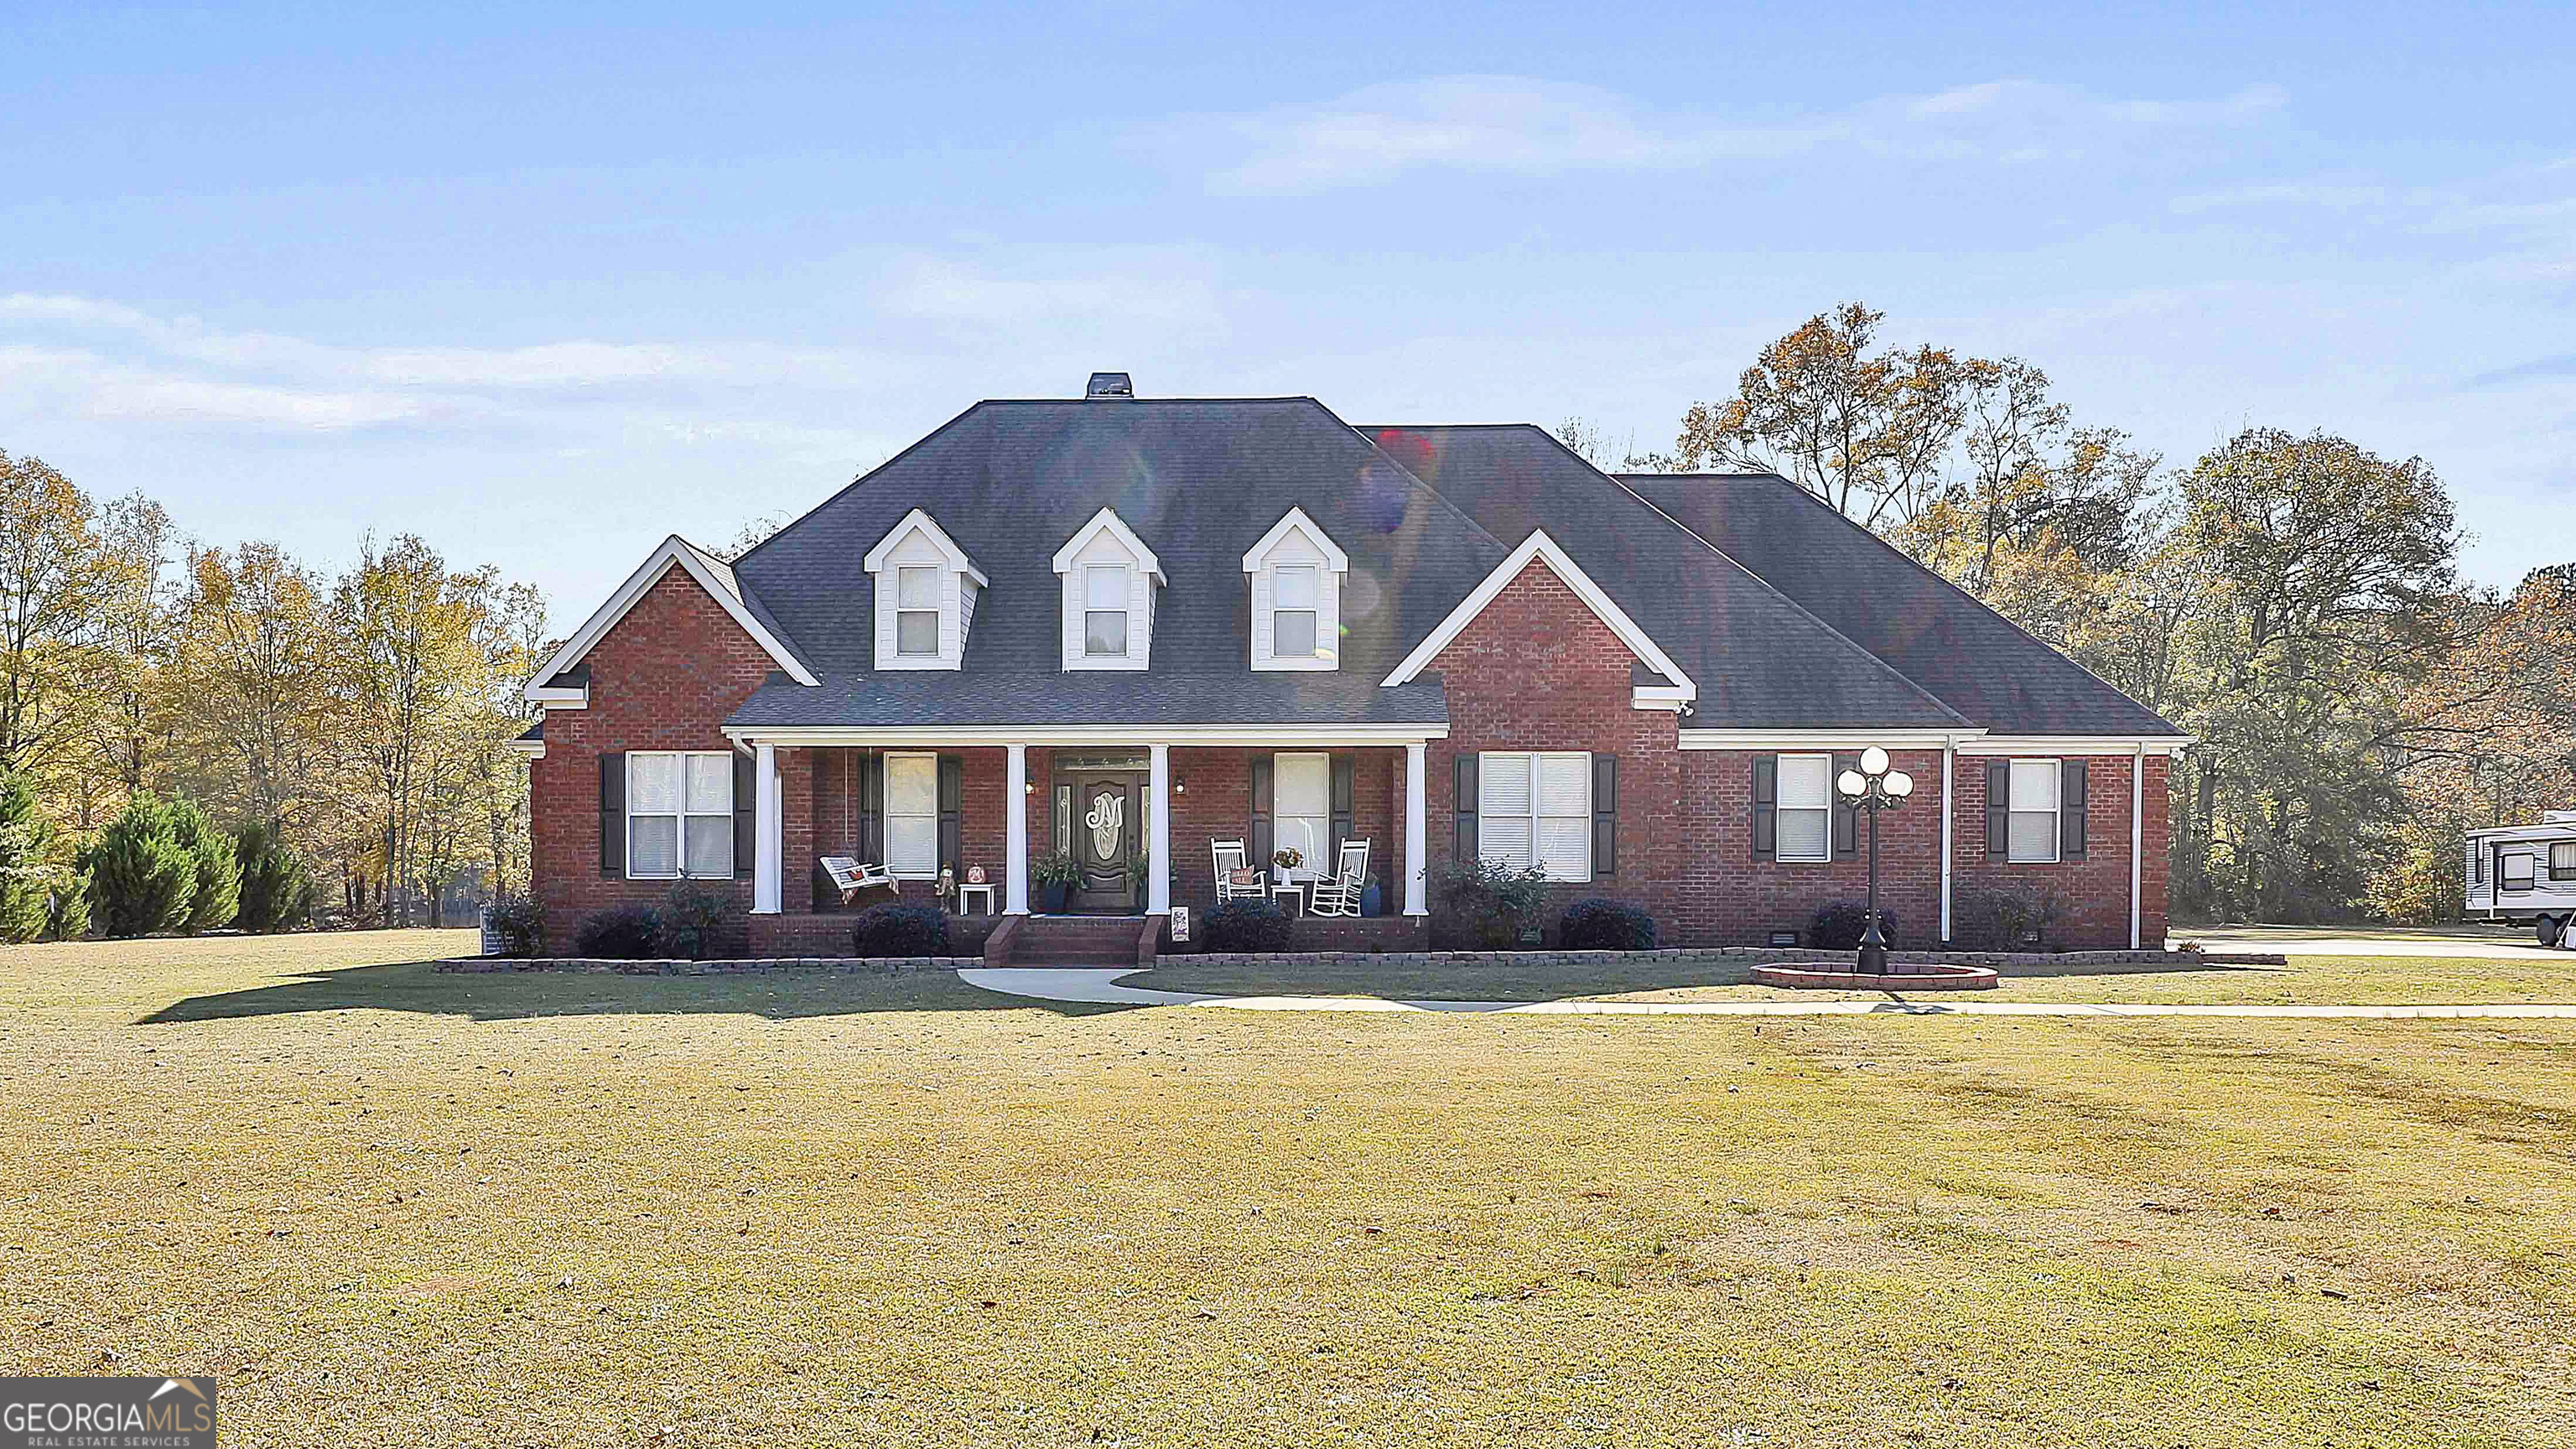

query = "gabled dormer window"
[
  {"left": 863, "top": 509, "right": 986, "bottom": 671},
  {"left": 1243, "top": 506, "right": 1348, "bottom": 671},
  {"left": 1053, "top": 507, "right": 1162, "bottom": 671}
]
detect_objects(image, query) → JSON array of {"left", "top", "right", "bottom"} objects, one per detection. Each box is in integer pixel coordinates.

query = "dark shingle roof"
[
  {"left": 728, "top": 671, "right": 1447, "bottom": 729},
  {"left": 730, "top": 399, "right": 1509, "bottom": 686},
  {"left": 1619, "top": 473, "right": 2179, "bottom": 735},
  {"left": 1364, "top": 425, "right": 1968, "bottom": 731}
]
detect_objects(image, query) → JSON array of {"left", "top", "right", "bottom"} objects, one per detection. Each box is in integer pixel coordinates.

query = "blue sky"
[{"left": 6, "top": 2, "right": 2573, "bottom": 626}]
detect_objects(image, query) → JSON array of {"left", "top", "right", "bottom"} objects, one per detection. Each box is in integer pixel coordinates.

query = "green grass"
[
  {"left": 1133, "top": 951, "right": 2576, "bottom": 1005},
  {"left": 3, "top": 932, "right": 2573, "bottom": 1446}
]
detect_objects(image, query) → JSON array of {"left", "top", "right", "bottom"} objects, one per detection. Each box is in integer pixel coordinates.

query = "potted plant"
[
  {"left": 1033, "top": 850, "right": 1080, "bottom": 913},
  {"left": 1270, "top": 844, "right": 1304, "bottom": 883},
  {"left": 1360, "top": 874, "right": 1383, "bottom": 918}
]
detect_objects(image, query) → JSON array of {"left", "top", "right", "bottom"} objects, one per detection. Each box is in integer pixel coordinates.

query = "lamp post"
[{"left": 1836, "top": 746, "right": 1914, "bottom": 974}]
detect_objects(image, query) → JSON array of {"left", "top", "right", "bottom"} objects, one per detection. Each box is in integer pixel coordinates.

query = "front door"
[{"left": 1069, "top": 771, "right": 1142, "bottom": 912}]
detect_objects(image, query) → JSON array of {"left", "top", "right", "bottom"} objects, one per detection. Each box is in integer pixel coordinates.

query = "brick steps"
[{"left": 1007, "top": 915, "right": 1155, "bottom": 966}]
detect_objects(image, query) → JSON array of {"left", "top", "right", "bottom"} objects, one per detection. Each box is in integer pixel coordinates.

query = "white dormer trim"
[
  {"left": 1243, "top": 507, "right": 1348, "bottom": 673},
  {"left": 1379, "top": 529, "right": 1697, "bottom": 706},
  {"left": 1052, "top": 507, "right": 1162, "bottom": 671},
  {"left": 863, "top": 509, "right": 988, "bottom": 671},
  {"left": 524, "top": 535, "right": 818, "bottom": 703}
]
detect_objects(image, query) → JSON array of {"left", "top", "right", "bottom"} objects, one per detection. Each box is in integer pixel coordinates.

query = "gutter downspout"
[
  {"left": 1940, "top": 739, "right": 1956, "bottom": 945},
  {"left": 2130, "top": 740, "right": 2146, "bottom": 949}
]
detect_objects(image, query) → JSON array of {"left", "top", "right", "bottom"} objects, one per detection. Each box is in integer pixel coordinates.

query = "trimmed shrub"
[
  {"left": 1810, "top": 901, "right": 1901, "bottom": 951},
  {"left": 485, "top": 893, "right": 545, "bottom": 958},
  {"left": 851, "top": 903, "right": 950, "bottom": 957},
  {"left": 662, "top": 880, "right": 732, "bottom": 961},
  {"left": 1203, "top": 898, "right": 1293, "bottom": 953},
  {"left": 1949, "top": 884, "right": 2065, "bottom": 951},
  {"left": 1436, "top": 857, "right": 1554, "bottom": 948},
  {"left": 231, "top": 821, "right": 315, "bottom": 933},
  {"left": 573, "top": 903, "right": 661, "bottom": 958},
  {"left": 164, "top": 797, "right": 240, "bottom": 933},
  {"left": 85, "top": 795, "right": 198, "bottom": 938},
  {"left": 0, "top": 772, "right": 57, "bottom": 943},
  {"left": 1559, "top": 897, "right": 1657, "bottom": 951}
]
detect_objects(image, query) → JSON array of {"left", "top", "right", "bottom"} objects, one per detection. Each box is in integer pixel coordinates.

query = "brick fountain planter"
[{"left": 1749, "top": 962, "right": 2000, "bottom": 991}]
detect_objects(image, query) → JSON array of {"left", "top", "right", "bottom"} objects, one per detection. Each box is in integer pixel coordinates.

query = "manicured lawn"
[
  {"left": 1133, "top": 951, "right": 2576, "bottom": 1005},
  {"left": 3, "top": 932, "right": 2573, "bottom": 1446}
]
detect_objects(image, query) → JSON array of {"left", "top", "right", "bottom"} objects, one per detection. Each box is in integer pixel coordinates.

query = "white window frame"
[
  {"left": 2552, "top": 842, "right": 2576, "bottom": 883},
  {"left": 1273, "top": 751, "right": 1330, "bottom": 880},
  {"left": 1478, "top": 750, "right": 1593, "bottom": 883},
  {"left": 894, "top": 564, "right": 940, "bottom": 657},
  {"left": 1242, "top": 506, "right": 1348, "bottom": 672},
  {"left": 2501, "top": 851, "right": 2536, "bottom": 891},
  {"left": 2008, "top": 757, "right": 2063, "bottom": 865},
  {"left": 1774, "top": 752, "right": 1832, "bottom": 865},
  {"left": 626, "top": 750, "right": 734, "bottom": 881},
  {"left": 1083, "top": 563, "right": 1130, "bottom": 658},
  {"left": 1272, "top": 564, "right": 1321, "bottom": 659},
  {"left": 864, "top": 509, "right": 986, "bottom": 672},
  {"left": 883, "top": 751, "right": 940, "bottom": 880}
]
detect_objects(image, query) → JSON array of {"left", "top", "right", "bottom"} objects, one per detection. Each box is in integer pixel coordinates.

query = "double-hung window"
[
  {"left": 2008, "top": 759, "right": 2062, "bottom": 863},
  {"left": 1272, "top": 564, "right": 1320, "bottom": 659},
  {"left": 894, "top": 565, "right": 939, "bottom": 657},
  {"left": 2553, "top": 842, "right": 2576, "bottom": 882},
  {"left": 1084, "top": 564, "right": 1129, "bottom": 657},
  {"left": 1478, "top": 751, "right": 1592, "bottom": 881},
  {"left": 628, "top": 751, "right": 732, "bottom": 879},
  {"left": 1774, "top": 754, "right": 1832, "bottom": 863},
  {"left": 885, "top": 753, "right": 939, "bottom": 879},
  {"left": 2502, "top": 851, "right": 2536, "bottom": 891}
]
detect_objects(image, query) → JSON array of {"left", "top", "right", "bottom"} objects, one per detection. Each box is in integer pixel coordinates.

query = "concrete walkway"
[
  {"left": 957, "top": 968, "right": 2576, "bottom": 1020},
  {"left": 2188, "top": 926, "right": 2570, "bottom": 960}
]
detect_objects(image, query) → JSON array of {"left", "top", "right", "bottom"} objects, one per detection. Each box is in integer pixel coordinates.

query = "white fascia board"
[
  {"left": 527, "top": 684, "right": 589, "bottom": 709},
  {"left": 724, "top": 723, "right": 1447, "bottom": 747},
  {"left": 506, "top": 739, "right": 546, "bottom": 761},
  {"left": 1380, "top": 529, "right": 1696, "bottom": 701},
  {"left": 1241, "top": 506, "right": 1350, "bottom": 574},
  {"left": 863, "top": 507, "right": 989, "bottom": 587},
  {"left": 525, "top": 535, "right": 821, "bottom": 697},
  {"left": 1632, "top": 685, "right": 1690, "bottom": 712},
  {"left": 1955, "top": 734, "right": 2195, "bottom": 756},
  {"left": 1052, "top": 507, "right": 1164, "bottom": 583},
  {"left": 1675, "top": 728, "right": 1981, "bottom": 750}
]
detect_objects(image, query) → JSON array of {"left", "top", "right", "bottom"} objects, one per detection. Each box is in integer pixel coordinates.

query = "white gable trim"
[
  {"left": 862, "top": 508, "right": 989, "bottom": 587},
  {"left": 1380, "top": 529, "right": 1696, "bottom": 703},
  {"left": 1052, "top": 507, "right": 1165, "bottom": 583},
  {"left": 1240, "top": 506, "right": 1349, "bottom": 574},
  {"left": 523, "top": 535, "right": 820, "bottom": 700}
]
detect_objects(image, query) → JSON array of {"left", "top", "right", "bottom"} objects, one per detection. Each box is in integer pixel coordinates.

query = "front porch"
[{"left": 725, "top": 731, "right": 1439, "bottom": 932}]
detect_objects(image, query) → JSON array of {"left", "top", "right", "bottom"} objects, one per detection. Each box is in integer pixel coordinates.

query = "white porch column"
[
  {"left": 2130, "top": 741, "right": 2146, "bottom": 948},
  {"left": 1148, "top": 743, "right": 1171, "bottom": 915},
  {"left": 1005, "top": 742, "right": 1030, "bottom": 915},
  {"left": 1404, "top": 740, "right": 1429, "bottom": 917},
  {"left": 1939, "top": 740, "right": 1955, "bottom": 943},
  {"left": 751, "top": 740, "right": 782, "bottom": 914}
]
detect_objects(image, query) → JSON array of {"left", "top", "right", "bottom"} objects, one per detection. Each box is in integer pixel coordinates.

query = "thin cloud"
[
  {"left": 1192, "top": 75, "right": 2284, "bottom": 194},
  {"left": 2464, "top": 352, "right": 2576, "bottom": 388}
]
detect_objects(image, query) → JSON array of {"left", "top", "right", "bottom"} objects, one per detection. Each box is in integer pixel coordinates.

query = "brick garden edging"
[{"left": 435, "top": 945, "right": 2283, "bottom": 976}]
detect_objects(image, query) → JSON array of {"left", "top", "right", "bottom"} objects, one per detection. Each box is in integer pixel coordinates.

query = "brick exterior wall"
[
  {"left": 527, "top": 546, "right": 2168, "bottom": 956},
  {"left": 527, "top": 567, "right": 776, "bottom": 954}
]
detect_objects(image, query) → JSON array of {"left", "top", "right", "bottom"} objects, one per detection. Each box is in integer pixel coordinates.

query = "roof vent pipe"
[{"left": 1084, "top": 371, "right": 1134, "bottom": 399}]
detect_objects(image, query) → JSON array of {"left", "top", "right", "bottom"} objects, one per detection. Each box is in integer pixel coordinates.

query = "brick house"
[{"left": 515, "top": 376, "right": 2186, "bottom": 957}]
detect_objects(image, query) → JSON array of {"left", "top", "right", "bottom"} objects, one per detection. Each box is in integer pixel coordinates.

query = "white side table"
[
  {"left": 1269, "top": 881, "right": 1306, "bottom": 917},
  {"left": 956, "top": 882, "right": 996, "bottom": 917}
]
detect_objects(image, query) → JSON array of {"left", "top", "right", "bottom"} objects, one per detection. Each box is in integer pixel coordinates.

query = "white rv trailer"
[{"left": 2464, "top": 810, "right": 2576, "bottom": 946}]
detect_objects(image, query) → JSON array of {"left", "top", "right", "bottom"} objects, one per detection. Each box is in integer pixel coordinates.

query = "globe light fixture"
[{"left": 1835, "top": 749, "right": 1914, "bottom": 974}]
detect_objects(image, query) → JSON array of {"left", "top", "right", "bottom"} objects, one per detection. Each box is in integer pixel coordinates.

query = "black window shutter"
[
  {"left": 1832, "top": 752, "right": 1859, "bottom": 858},
  {"left": 2060, "top": 760, "right": 2088, "bottom": 860},
  {"left": 1986, "top": 760, "right": 2010, "bottom": 860},
  {"left": 1452, "top": 753, "right": 1478, "bottom": 863},
  {"left": 860, "top": 750, "right": 883, "bottom": 865},
  {"left": 937, "top": 755, "right": 964, "bottom": 877},
  {"left": 599, "top": 752, "right": 626, "bottom": 877},
  {"left": 733, "top": 751, "right": 756, "bottom": 880},
  {"left": 1330, "top": 755, "right": 1355, "bottom": 858},
  {"left": 1249, "top": 755, "right": 1275, "bottom": 873},
  {"left": 1592, "top": 754, "right": 1617, "bottom": 875},
  {"left": 1751, "top": 755, "right": 1776, "bottom": 860}
]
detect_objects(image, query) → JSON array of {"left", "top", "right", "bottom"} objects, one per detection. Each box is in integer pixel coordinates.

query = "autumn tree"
[{"left": 0, "top": 450, "right": 106, "bottom": 784}]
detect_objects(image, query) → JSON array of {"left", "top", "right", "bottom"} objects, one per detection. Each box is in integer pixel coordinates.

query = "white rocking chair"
[
  {"left": 1306, "top": 839, "right": 1369, "bottom": 917},
  {"left": 1212, "top": 839, "right": 1264, "bottom": 903}
]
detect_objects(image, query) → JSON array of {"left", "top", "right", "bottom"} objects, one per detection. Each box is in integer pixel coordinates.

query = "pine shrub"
[
  {"left": 85, "top": 796, "right": 199, "bottom": 938},
  {"left": 0, "top": 772, "right": 55, "bottom": 943},
  {"left": 166, "top": 797, "right": 240, "bottom": 933},
  {"left": 231, "top": 821, "right": 316, "bottom": 933}
]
